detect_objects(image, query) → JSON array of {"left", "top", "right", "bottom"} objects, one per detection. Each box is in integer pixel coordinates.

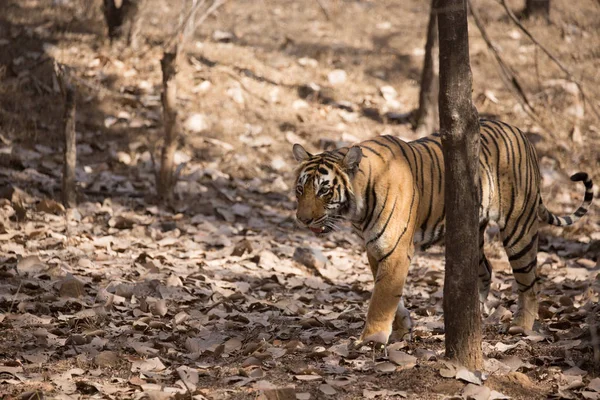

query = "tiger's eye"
[{"left": 318, "top": 187, "right": 330, "bottom": 196}]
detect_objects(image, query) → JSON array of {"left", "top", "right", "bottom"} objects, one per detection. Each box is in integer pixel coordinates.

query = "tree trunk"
[
  {"left": 438, "top": 0, "right": 483, "bottom": 369},
  {"left": 157, "top": 49, "right": 179, "bottom": 201},
  {"left": 415, "top": 0, "right": 439, "bottom": 137},
  {"left": 524, "top": 0, "right": 550, "bottom": 21},
  {"left": 103, "top": 0, "right": 143, "bottom": 47},
  {"left": 62, "top": 85, "right": 77, "bottom": 208}
]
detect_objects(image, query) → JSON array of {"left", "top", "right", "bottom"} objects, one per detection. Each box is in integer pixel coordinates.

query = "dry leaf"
[
  {"left": 131, "top": 357, "right": 166, "bottom": 373},
  {"left": 463, "top": 383, "right": 490, "bottom": 400},
  {"left": 456, "top": 367, "right": 483, "bottom": 385},
  {"left": 319, "top": 384, "right": 337, "bottom": 395}
]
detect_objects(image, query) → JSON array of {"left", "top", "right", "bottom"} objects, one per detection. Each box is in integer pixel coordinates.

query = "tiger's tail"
[{"left": 538, "top": 172, "right": 594, "bottom": 226}]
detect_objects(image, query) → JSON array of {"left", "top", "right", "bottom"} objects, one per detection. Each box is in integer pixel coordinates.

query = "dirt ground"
[{"left": 0, "top": 0, "right": 599, "bottom": 399}]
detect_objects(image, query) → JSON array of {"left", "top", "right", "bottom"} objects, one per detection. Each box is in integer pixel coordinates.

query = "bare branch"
[
  {"left": 468, "top": 0, "right": 533, "bottom": 112},
  {"left": 315, "top": 0, "right": 331, "bottom": 21},
  {"left": 498, "top": 0, "right": 600, "bottom": 120},
  {"left": 164, "top": 0, "right": 226, "bottom": 53}
]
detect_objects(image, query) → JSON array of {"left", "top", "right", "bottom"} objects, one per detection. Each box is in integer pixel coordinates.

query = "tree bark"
[
  {"left": 62, "top": 85, "right": 77, "bottom": 208},
  {"left": 438, "top": 0, "right": 483, "bottom": 369},
  {"left": 415, "top": 0, "right": 439, "bottom": 137},
  {"left": 157, "top": 49, "right": 179, "bottom": 201},
  {"left": 524, "top": 0, "right": 550, "bottom": 21}
]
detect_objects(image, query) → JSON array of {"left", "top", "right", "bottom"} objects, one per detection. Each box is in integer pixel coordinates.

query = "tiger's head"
[{"left": 292, "top": 143, "right": 363, "bottom": 236}]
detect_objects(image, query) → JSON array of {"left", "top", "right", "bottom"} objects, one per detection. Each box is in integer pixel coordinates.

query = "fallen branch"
[{"left": 498, "top": 0, "right": 600, "bottom": 120}]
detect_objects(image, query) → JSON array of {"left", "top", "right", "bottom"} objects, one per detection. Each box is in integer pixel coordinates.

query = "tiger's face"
[{"left": 292, "top": 144, "right": 362, "bottom": 236}]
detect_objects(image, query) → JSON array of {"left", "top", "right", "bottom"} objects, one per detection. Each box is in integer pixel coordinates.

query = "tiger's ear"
[
  {"left": 292, "top": 144, "right": 311, "bottom": 162},
  {"left": 342, "top": 146, "right": 363, "bottom": 171}
]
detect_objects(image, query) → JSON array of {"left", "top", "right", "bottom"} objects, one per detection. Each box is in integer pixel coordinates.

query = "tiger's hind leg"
[
  {"left": 501, "top": 220, "right": 540, "bottom": 330},
  {"left": 478, "top": 221, "right": 493, "bottom": 315}
]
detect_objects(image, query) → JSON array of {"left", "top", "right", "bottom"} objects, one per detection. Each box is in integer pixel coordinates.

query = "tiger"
[{"left": 292, "top": 118, "right": 594, "bottom": 346}]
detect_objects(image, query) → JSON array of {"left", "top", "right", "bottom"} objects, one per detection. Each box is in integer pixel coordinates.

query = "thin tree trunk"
[
  {"left": 62, "top": 85, "right": 77, "bottom": 208},
  {"left": 524, "top": 0, "right": 550, "bottom": 21},
  {"left": 157, "top": 49, "right": 179, "bottom": 201},
  {"left": 438, "top": 0, "right": 483, "bottom": 369},
  {"left": 103, "top": 0, "right": 144, "bottom": 46},
  {"left": 415, "top": 0, "right": 439, "bottom": 137}
]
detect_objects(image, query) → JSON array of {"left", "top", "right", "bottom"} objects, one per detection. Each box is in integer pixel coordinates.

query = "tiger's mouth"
[{"left": 309, "top": 226, "right": 333, "bottom": 235}]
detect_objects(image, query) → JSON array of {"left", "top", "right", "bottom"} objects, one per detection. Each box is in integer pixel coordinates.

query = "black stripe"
[
  {"left": 388, "top": 136, "right": 411, "bottom": 161},
  {"left": 362, "top": 184, "right": 379, "bottom": 231},
  {"left": 367, "top": 196, "right": 398, "bottom": 245},
  {"left": 508, "top": 233, "right": 539, "bottom": 262},
  {"left": 584, "top": 191, "right": 593, "bottom": 202},
  {"left": 416, "top": 142, "right": 436, "bottom": 233},
  {"left": 366, "top": 185, "right": 390, "bottom": 232},
  {"left": 382, "top": 136, "right": 400, "bottom": 158},
  {"left": 368, "top": 138, "right": 395, "bottom": 157},
  {"left": 506, "top": 199, "right": 538, "bottom": 249},
  {"left": 362, "top": 146, "right": 385, "bottom": 161},
  {"left": 518, "top": 279, "right": 538, "bottom": 293},
  {"left": 362, "top": 164, "right": 372, "bottom": 223},
  {"left": 512, "top": 258, "right": 537, "bottom": 274},
  {"left": 574, "top": 207, "right": 587, "bottom": 217},
  {"left": 503, "top": 187, "right": 517, "bottom": 231},
  {"left": 503, "top": 152, "right": 536, "bottom": 246},
  {"left": 377, "top": 187, "right": 417, "bottom": 262}
]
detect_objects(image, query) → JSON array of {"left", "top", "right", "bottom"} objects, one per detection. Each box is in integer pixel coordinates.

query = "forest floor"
[{"left": 1, "top": 0, "right": 600, "bottom": 399}]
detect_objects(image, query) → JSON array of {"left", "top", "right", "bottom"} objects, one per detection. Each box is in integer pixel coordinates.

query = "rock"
[
  {"left": 184, "top": 113, "right": 209, "bottom": 133},
  {"left": 298, "top": 83, "right": 321, "bottom": 100},
  {"left": 328, "top": 69, "right": 347, "bottom": 86},
  {"left": 213, "top": 30, "right": 235, "bottom": 42},
  {"left": 293, "top": 247, "right": 327, "bottom": 271},
  {"left": 380, "top": 85, "right": 398, "bottom": 102},
  {"left": 271, "top": 156, "right": 286, "bottom": 171},
  {"left": 227, "top": 86, "right": 245, "bottom": 104},
  {"left": 298, "top": 57, "right": 318, "bottom": 68}
]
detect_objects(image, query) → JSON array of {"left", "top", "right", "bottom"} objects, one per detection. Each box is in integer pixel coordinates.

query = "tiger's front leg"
[
  {"left": 358, "top": 247, "right": 413, "bottom": 345},
  {"left": 366, "top": 253, "right": 413, "bottom": 342}
]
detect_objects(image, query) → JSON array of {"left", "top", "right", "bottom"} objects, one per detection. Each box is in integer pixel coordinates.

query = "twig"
[
  {"left": 8, "top": 280, "right": 23, "bottom": 314},
  {"left": 498, "top": 0, "right": 600, "bottom": 120},
  {"left": 215, "top": 66, "right": 270, "bottom": 105},
  {"left": 52, "top": 58, "right": 143, "bottom": 104},
  {"left": 315, "top": 0, "right": 331, "bottom": 21},
  {"left": 164, "top": 0, "right": 226, "bottom": 52},
  {"left": 588, "top": 304, "right": 600, "bottom": 365}
]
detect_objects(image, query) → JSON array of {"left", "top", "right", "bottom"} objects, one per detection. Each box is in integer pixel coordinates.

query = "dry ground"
[{"left": 0, "top": 0, "right": 599, "bottom": 399}]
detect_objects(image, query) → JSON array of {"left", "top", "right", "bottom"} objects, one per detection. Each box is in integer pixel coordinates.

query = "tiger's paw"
[
  {"left": 512, "top": 309, "right": 536, "bottom": 331},
  {"left": 392, "top": 306, "right": 413, "bottom": 341},
  {"left": 351, "top": 331, "right": 389, "bottom": 351}
]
